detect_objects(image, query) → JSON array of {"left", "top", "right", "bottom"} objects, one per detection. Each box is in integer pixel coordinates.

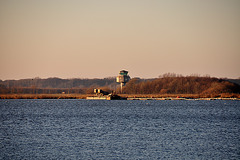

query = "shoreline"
[{"left": 0, "top": 93, "right": 239, "bottom": 100}]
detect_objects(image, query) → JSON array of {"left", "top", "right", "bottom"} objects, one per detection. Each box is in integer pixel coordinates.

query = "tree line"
[
  {"left": 0, "top": 77, "right": 117, "bottom": 94},
  {"left": 0, "top": 77, "right": 116, "bottom": 88},
  {"left": 0, "top": 75, "right": 239, "bottom": 95},
  {"left": 122, "top": 76, "right": 240, "bottom": 95}
]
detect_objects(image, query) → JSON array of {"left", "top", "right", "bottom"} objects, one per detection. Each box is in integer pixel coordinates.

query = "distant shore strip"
[{"left": 0, "top": 94, "right": 239, "bottom": 100}]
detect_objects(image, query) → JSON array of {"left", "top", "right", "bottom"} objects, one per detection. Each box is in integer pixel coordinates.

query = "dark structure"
[{"left": 116, "top": 70, "right": 130, "bottom": 93}]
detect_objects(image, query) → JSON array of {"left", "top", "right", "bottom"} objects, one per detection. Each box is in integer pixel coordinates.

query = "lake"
[{"left": 0, "top": 99, "right": 239, "bottom": 159}]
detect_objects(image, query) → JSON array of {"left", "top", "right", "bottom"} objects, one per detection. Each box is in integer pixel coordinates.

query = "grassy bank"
[
  {"left": 0, "top": 94, "right": 93, "bottom": 99},
  {"left": 120, "top": 93, "right": 240, "bottom": 99},
  {"left": 0, "top": 93, "right": 240, "bottom": 99}
]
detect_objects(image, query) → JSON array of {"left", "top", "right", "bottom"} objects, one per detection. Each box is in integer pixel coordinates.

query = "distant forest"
[
  {"left": 123, "top": 76, "right": 240, "bottom": 95},
  {"left": 0, "top": 77, "right": 117, "bottom": 94},
  {"left": 0, "top": 74, "right": 240, "bottom": 95}
]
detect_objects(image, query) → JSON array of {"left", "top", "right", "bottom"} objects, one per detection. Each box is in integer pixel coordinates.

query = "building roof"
[{"left": 119, "top": 70, "right": 128, "bottom": 73}]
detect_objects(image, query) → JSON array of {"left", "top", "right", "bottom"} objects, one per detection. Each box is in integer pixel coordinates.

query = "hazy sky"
[{"left": 1, "top": 0, "right": 240, "bottom": 80}]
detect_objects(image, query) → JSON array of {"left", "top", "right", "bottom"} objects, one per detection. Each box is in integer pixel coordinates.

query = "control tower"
[{"left": 116, "top": 70, "right": 130, "bottom": 93}]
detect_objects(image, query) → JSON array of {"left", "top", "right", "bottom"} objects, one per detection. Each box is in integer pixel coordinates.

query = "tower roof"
[{"left": 119, "top": 70, "right": 128, "bottom": 76}]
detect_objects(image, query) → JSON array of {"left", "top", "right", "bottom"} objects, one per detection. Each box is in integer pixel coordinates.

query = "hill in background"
[{"left": 124, "top": 76, "right": 240, "bottom": 95}]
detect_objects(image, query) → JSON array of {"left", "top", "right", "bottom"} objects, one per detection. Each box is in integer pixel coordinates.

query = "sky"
[{"left": 0, "top": 0, "right": 240, "bottom": 80}]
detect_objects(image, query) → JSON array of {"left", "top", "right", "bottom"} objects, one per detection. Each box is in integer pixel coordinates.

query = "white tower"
[{"left": 116, "top": 70, "right": 130, "bottom": 93}]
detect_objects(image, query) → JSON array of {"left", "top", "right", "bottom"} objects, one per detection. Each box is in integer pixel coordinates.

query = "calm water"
[{"left": 0, "top": 99, "right": 239, "bottom": 159}]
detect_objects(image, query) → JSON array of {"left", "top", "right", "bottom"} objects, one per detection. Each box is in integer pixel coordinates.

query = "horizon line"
[{"left": 1, "top": 74, "right": 239, "bottom": 81}]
